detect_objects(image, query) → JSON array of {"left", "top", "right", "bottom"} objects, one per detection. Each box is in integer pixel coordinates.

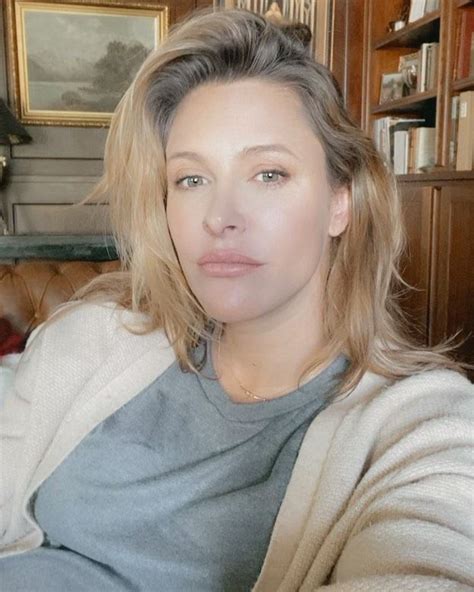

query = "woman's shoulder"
[
  {"left": 27, "top": 300, "right": 169, "bottom": 352},
  {"left": 16, "top": 301, "right": 174, "bottom": 391},
  {"left": 331, "top": 367, "right": 473, "bottom": 427},
  {"left": 379, "top": 367, "right": 474, "bottom": 408},
  {"left": 338, "top": 368, "right": 474, "bottom": 450}
]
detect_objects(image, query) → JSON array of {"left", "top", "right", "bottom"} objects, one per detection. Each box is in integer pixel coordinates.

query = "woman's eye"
[
  {"left": 175, "top": 175, "right": 206, "bottom": 189},
  {"left": 256, "top": 170, "right": 288, "bottom": 185}
]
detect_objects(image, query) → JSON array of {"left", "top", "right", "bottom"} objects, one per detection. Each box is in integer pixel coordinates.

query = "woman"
[{"left": 1, "top": 7, "right": 473, "bottom": 592}]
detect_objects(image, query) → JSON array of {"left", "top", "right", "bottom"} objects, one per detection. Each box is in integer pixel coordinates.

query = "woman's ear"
[{"left": 328, "top": 186, "right": 350, "bottom": 238}]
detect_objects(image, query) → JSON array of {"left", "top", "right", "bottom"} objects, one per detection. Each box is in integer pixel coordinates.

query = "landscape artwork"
[{"left": 9, "top": 2, "right": 168, "bottom": 125}]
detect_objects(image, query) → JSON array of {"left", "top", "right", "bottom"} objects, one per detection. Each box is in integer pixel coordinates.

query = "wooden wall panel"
[
  {"left": 14, "top": 203, "right": 111, "bottom": 234},
  {"left": 430, "top": 184, "right": 474, "bottom": 366},
  {"left": 331, "top": 0, "right": 365, "bottom": 126},
  {"left": 398, "top": 184, "right": 433, "bottom": 344}
]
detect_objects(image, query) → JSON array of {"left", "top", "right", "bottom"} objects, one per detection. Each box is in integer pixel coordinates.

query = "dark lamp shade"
[{"left": 0, "top": 99, "right": 32, "bottom": 145}]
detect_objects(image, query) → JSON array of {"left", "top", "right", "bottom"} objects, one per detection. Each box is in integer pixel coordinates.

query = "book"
[
  {"left": 408, "top": 128, "right": 416, "bottom": 173},
  {"left": 408, "top": 0, "right": 426, "bottom": 23},
  {"left": 418, "top": 43, "right": 438, "bottom": 92},
  {"left": 456, "top": 91, "right": 474, "bottom": 171},
  {"left": 455, "top": 8, "right": 474, "bottom": 81},
  {"left": 470, "top": 32, "right": 474, "bottom": 77},
  {"left": 412, "top": 127, "right": 436, "bottom": 172},
  {"left": 424, "top": 0, "right": 439, "bottom": 14},
  {"left": 426, "top": 43, "right": 439, "bottom": 91},
  {"left": 449, "top": 95, "right": 460, "bottom": 168},
  {"left": 394, "top": 130, "right": 409, "bottom": 174}
]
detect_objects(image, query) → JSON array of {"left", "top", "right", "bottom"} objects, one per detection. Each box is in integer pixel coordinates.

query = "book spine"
[
  {"left": 414, "top": 127, "right": 436, "bottom": 172},
  {"left": 449, "top": 95, "right": 460, "bottom": 169},
  {"left": 457, "top": 10, "right": 474, "bottom": 80},
  {"left": 408, "top": 128, "right": 416, "bottom": 174},
  {"left": 429, "top": 43, "right": 439, "bottom": 90},
  {"left": 456, "top": 91, "right": 474, "bottom": 171},
  {"left": 418, "top": 44, "right": 429, "bottom": 92},
  {"left": 394, "top": 131, "right": 408, "bottom": 175}
]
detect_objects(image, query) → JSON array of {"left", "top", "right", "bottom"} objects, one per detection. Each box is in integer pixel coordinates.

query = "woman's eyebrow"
[{"left": 167, "top": 143, "right": 299, "bottom": 163}]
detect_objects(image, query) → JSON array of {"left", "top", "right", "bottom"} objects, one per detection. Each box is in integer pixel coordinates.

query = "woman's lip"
[
  {"left": 197, "top": 250, "right": 262, "bottom": 265},
  {"left": 199, "top": 262, "right": 262, "bottom": 277}
]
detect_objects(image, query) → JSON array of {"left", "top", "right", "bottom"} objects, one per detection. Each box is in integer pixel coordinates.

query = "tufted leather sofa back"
[{"left": 0, "top": 260, "right": 120, "bottom": 334}]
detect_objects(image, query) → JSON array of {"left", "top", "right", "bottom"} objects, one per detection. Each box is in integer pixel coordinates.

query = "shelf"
[
  {"left": 373, "top": 11, "right": 440, "bottom": 49},
  {"left": 0, "top": 234, "right": 117, "bottom": 260},
  {"left": 457, "top": 0, "right": 474, "bottom": 7},
  {"left": 371, "top": 90, "right": 437, "bottom": 114},
  {"left": 397, "top": 170, "right": 474, "bottom": 182},
  {"left": 452, "top": 76, "right": 474, "bottom": 92}
]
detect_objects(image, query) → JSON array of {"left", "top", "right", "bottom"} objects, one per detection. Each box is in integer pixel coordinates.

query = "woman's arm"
[{"left": 315, "top": 376, "right": 474, "bottom": 591}]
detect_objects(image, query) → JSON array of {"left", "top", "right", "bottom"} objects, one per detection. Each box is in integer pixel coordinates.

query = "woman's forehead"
[{"left": 165, "top": 80, "right": 322, "bottom": 161}]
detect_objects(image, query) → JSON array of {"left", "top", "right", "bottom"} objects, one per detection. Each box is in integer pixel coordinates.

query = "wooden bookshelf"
[{"left": 361, "top": 0, "right": 474, "bottom": 371}]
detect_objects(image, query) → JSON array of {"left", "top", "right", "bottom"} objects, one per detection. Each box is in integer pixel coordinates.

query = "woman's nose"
[{"left": 202, "top": 194, "right": 246, "bottom": 237}]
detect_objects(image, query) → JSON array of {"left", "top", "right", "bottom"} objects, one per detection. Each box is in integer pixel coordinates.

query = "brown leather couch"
[{"left": 0, "top": 260, "right": 120, "bottom": 336}]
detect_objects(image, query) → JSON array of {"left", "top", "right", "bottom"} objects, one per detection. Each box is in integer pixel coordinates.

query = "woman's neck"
[{"left": 213, "top": 299, "right": 329, "bottom": 402}]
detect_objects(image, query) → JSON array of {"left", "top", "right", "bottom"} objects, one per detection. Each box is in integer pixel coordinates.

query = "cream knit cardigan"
[{"left": 0, "top": 303, "right": 473, "bottom": 591}]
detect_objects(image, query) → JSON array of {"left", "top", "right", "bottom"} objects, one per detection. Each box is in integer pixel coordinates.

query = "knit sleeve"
[
  {"left": 0, "top": 302, "right": 117, "bottom": 546},
  {"left": 0, "top": 325, "right": 44, "bottom": 538},
  {"left": 321, "top": 374, "right": 474, "bottom": 591}
]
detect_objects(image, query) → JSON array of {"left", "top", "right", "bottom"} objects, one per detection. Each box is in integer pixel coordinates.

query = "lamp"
[{"left": 0, "top": 98, "right": 32, "bottom": 234}]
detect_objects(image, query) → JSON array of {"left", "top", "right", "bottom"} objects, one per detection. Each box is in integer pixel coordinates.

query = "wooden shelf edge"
[
  {"left": 457, "top": 0, "right": 474, "bottom": 8},
  {"left": 452, "top": 77, "right": 474, "bottom": 92},
  {"left": 373, "top": 11, "right": 440, "bottom": 49},
  {"left": 396, "top": 170, "right": 474, "bottom": 182},
  {"left": 371, "top": 90, "right": 437, "bottom": 114}
]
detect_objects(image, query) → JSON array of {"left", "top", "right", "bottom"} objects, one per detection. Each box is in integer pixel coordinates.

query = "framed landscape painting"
[{"left": 5, "top": 1, "right": 169, "bottom": 126}]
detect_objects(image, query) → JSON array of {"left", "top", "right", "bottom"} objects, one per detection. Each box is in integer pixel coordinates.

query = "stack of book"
[{"left": 373, "top": 117, "right": 437, "bottom": 175}]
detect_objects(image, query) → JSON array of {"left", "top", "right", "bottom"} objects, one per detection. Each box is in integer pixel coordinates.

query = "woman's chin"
[{"left": 200, "top": 301, "right": 263, "bottom": 325}]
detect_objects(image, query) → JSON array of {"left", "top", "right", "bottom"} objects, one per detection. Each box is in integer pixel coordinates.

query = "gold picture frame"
[{"left": 4, "top": 0, "right": 169, "bottom": 127}]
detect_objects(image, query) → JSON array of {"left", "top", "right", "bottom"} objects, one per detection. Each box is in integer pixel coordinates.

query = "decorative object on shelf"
[
  {"left": 4, "top": 0, "right": 169, "bottom": 127},
  {"left": 388, "top": 19, "right": 406, "bottom": 32},
  {"left": 0, "top": 98, "right": 32, "bottom": 235},
  {"left": 264, "top": 1, "right": 283, "bottom": 22},
  {"left": 387, "top": 0, "right": 410, "bottom": 33},
  {"left": 379, "top": 72, "right": 405, "bottom": 104},
  {"left": 399, "top": 52, "right": 419, "bottom": 95},
  {"left": 213, "top": 0, "right": 332, "bottom": 63}
]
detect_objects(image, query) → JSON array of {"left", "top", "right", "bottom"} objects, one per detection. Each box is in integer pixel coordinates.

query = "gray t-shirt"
[{"left": 0, "top": 342, "right": 348, "bottom": 592}]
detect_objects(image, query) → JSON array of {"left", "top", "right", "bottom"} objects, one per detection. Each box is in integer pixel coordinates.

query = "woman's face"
[{"left": 165, "top": 79, "right": 348, "bottom": 325}]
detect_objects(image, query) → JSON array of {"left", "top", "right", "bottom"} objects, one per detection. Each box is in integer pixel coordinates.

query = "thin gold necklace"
[{"left": 216, "top": 339, "right": 296, "bottom": 403}]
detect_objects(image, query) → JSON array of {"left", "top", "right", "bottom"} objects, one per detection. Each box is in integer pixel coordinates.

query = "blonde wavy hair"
[{"left": 77, "top": 6, "right": 466, "bottom": 397}]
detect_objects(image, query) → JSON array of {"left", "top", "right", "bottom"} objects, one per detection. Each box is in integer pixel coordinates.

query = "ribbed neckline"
[{"left": 195, "top": 341, "right": 349, "bottom": 422}]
